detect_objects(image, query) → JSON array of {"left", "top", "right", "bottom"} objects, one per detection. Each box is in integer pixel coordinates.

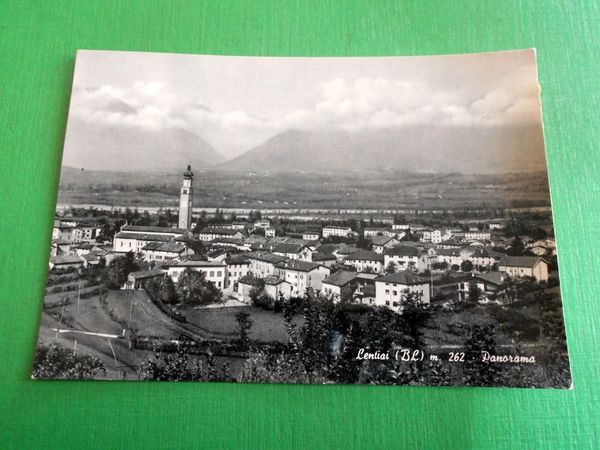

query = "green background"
[{"left": 1, "top": 1, "right": 599, "bottom": 448}]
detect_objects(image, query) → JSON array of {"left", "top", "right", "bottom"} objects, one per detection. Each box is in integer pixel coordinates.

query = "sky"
[{"left": 66, "top": 49, "right": 543, "bottom": 160}]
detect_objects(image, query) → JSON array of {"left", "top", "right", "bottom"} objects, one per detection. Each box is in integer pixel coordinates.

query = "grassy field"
[{"left": 57, "top": 168, "right": 552, "bottom": 210}]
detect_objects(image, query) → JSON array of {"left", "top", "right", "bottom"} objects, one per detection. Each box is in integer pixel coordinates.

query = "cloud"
[{"left": 69, "top": 72, "right": 541, "bottom": 157}]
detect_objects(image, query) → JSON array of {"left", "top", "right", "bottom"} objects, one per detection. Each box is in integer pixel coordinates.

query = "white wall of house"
[{"left": 374, "top": 280, "right": 430, "bottom": 312}]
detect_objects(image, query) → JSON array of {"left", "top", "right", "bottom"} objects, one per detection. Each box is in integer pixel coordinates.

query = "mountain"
[
  {"left": 63, "top": 117, "right": 226, "bottom": 172},
  {"left": 217, "top": 126, "right": 547, "bottom": 174}
]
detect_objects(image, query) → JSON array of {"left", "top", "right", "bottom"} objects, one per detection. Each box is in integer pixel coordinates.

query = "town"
[
  {"left": 50, "top": 165, "right": 557, "bottom": 312},
  {"left": 37, "top": 164, "right": 568, "bottom": 386}
]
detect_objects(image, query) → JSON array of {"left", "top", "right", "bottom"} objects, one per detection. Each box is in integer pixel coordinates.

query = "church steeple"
[{"left": 178, "top": 164, "right": 194, "bottom": 229}]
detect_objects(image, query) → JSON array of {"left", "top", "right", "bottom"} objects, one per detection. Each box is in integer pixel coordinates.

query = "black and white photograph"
[{"left": 33, "top": 49, "right": 571, "bottom": 387}]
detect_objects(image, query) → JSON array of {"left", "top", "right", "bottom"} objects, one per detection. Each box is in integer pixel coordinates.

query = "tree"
[
  {"left": 33, "top": 343, "right": 105, "bottom": 379},
  {"left": 468, "top": 282, "right": 482, "bottom": 304},
  {"left": 463, "top": 325, "right": 501, "bottom": 386},
  {"left": 140, "top": 344, "right": 204, "bottom": 381},
  {"left": 385, "top": 261, "right": 397, "bottom": 274},
  {"left": 158, "top": 276, "right": 178, "bottom": 304},
  {"left": 235, "top": 311, "right": 253, "bottom": 349},
  {"left": 506, "top": 237, "right": 526, "bottom": 256},
  {"left": 178, "top": 269, "right": 222, "bottom": 305},
  {"left": 105, "top": 252, "right": 137, "bottom": 289},
  {"left": 460, "top": 260, "right": 473, "bottom": 272}
]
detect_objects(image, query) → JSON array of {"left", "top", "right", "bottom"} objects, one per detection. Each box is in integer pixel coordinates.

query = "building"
[
  {"left": 113, "top": 225, "right": 187, "bottom": 253},
  {"left": 310, "top": 252, "right": 337, "bottom": 267},
  {"left": 50, "top": 239, "right": 72, "bottom": 256},
  {"left": 392, "top": 224, "right": 410, "bottom": 230},
  {"left": 464, "top": 231, "right": 491, "bottom": 241},
  {"left": 371, "top": 235, "right": 399, "bottom": 254},
  {"left": 457, "top": 272, "right": 507, "bottom": 302},
  {"left": 498, "top": 256, "right": 549, "bottom": 282},
  {"left": 469, "top": 247, "right": 503, "bottom": 268},
  {"left": 374, "top": 271, "right": 431, "bottom": 312},
  {"left": 271, "top": 243, "right": 312, "bottom": 260},
  {"left": 343, "top": 250, "right": 384, "bottom": 274},
  {"left": 435, "top": 248, "right": 463, "bottom": 267},
  {"left": 178, "top": 165, "right": 194, "bottom": 229},
  {"left": 363, "top": 227, "right": 395, "bottom": 238},
  {"left": 274, "top": 260, "right": 331, "bottom": 296},
  {"left": 302, "top": 230, "right": 320, "bottom": 241},
  {"left": 237, "top": 275, "right": 292, "bottom": 303},
  {"left": 122, "top": 269, "right": 165, "bottom": 290},
  {"left": 226, "top": 255, "right": 251, "bottom": 289},
  {"left": 244, "top": 251, "right": 289, "bottom": 278},
  {"left": 383, "top": 246, "right": 428, "bottom": 272},
  {"left": 165, "top": 260, "right": 228, "bottom": 289},
  {"left": 321, "top": 270, "right": 359, "bottom": 302},
  {"left": 265, "top": 227, "right": 276, "bottom": 238},
  {"left": 421, "top": 229, "right": 452, "bottom": 244},
  {"left": 198, "top": 227, "right": 245, "bottom": 242},
  {"left": 48, "top": 255, "right": 84, "bottom": 270},
  {"left": 254, "top": 220, "right": 271, "bottom": 229},
  {"left": 141, "top": 241, "right": 194, "bottom": 263},
  {"left": 322, "top": 225, "right": 352, "bottom": 238}
]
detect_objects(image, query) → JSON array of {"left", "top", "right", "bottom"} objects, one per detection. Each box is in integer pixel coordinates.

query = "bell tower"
[{"left": 178, "top": 165, "right": 194, "bottom": 229}]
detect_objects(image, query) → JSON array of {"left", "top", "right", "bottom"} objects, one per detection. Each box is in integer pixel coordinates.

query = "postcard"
[{"left": 33, "top": 49, "right": 571, "bottom": 387}]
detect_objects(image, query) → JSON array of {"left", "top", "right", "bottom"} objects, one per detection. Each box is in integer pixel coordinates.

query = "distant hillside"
[
  {"left": 63, "top": 117, "right": 226, "bottom": 172},
  {"left": 217, "top": 126, "right": 547, "bottom": 174}
]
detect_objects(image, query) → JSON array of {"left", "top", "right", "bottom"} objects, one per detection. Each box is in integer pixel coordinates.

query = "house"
[
  {"left": 457, "top": 271, "right": 508, "bottom": 302},
  {"left": 226, "top": 255, "right": 251, "bottom": 289},
  {"left": 271, "top": 243, "right": 312, "bottom": 260},
  {"left": 198, "top": 227, "right": 245, "bottom": 242},
  {"left": 253, "top": 220, "right": 271, "bottom": 229},
  {"left": 363, "top": 227, "right": 395, "bottom": 238},
  {"left": 374, "top": 271, "right": 431, "bottom": 312},
  {"left": 231, "top": 222, "right": 248, "bottom": 230},
  {"left": 122, "top": 269, "right": 165, "bottom": 290},
  {"left": 48, "top": 255, "right": 84, "bottom": 270},
  {"left": 437, "top": 239, "right": 463, "bottom": 250},
  {"left": 164, "top": 260, "right": 228, "bottom": 289},
  {"left": 141, "top": 241, "right": 194, "bottom": 263},
  {"left": 321, "top": 270, "right": 359, "bottom": 302},
  {"left": 371, "top": 235, "right": 399, "bottom": 254},
  {"left": 244, "top": 251, "right": 288, "bottom": 278},
  {"left": 206, "top": 247, "right": 230, "bottom": 262},
  {"left": 309, "top": 252, "right": 337, "bottom": 267},
  {"left": 352, "top": 273, "right": 379, "bottom": 306},
  {"left": 489, "top": 222, "right": 504, "bottom": 230},
  {"left": 392, "top": 224, "right": 410, "bottom": 230},
  {"left": 464, "top": 231, "right": 491, "bottom": 241},
  {"left": 468, "top": 247, "right": 503, "bottom": 268},
  {"left": 50, "top": 239, "right": 72, "bottom": 256},
  {"left": 343, "top": 250, "right": 384, "bottom": 274},
  {"left": 498, "top": 256, "right": 549, "bottom": 282},
  {"left": 274, "top": 260, "right": 331, "bottom": 296},
  {"left": 302, "top": 230, "right": 320, "bottom": 241},
  {"left": 435, "top": 248, "right": 463, "bottom": 267},
  {"left": 113, "top": 225, "right": 187, "bottom": 253},
  {"left": 237, "top": 274, "right": 293, "bottom": 303},
  {"left": 383, "top": 246, "right": 428, "bottom": 272},
  {"left": 113, "top": 232, "right": 176, "bottom": 253},
  {"left": 322, "top": 225, "right": 352, "bottom": 238},
  {"left": 265, "top": 227, "right": 276, "bottom": 238}
]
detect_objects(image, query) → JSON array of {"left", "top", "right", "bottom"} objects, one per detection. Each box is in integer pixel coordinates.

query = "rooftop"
[
  {"left": 129, "top": 269, "right": 165, "bottom": 280},
  {"left": 498, "top": 256, "right": 548, "bottom": 268},
  {"left": 377, "top": 271, "right": 428, "bottom": 285},
  {"left": 275, "top": 260, "right": 322, "bottom": 272},
  {"left": 49, "top": 255, "right": 83, "bottom": 265},
  {"left": 344, "top": 250, "right": 384, "bottom": 262},
  {"left": 121, "top": 225, "right": 187, "bottom": 235},
  {"left": 322, "top": 270, "right": 358, "bottom": 287},
  {"left": 384, "top": 246, "right": 421, "bottom": 257},
  {"left": 115, "top": 232, "right": 175, "bottom": 242}
]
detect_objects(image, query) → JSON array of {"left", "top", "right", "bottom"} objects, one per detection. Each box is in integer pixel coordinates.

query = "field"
[{"left": 57, "top": 167, "right": 552, "bottom": 210}]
